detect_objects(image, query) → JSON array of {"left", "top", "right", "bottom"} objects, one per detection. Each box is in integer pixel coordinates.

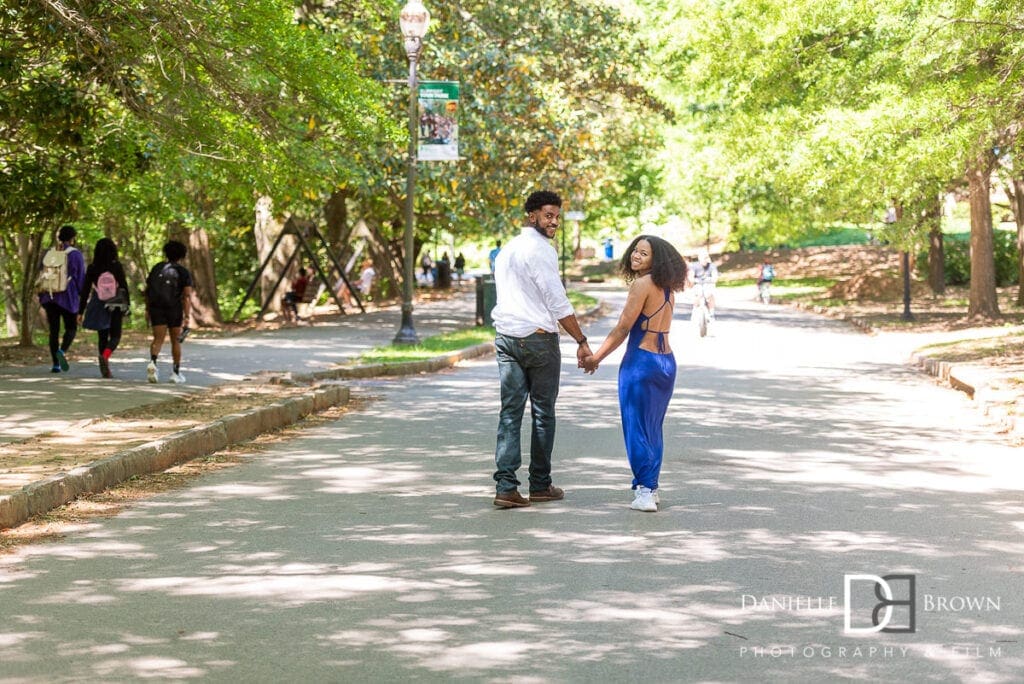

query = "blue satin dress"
[{"left": 618, "top": 288, "right": 676, "bottom": 491}]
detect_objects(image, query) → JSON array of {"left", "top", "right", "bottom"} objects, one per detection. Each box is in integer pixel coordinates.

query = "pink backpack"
[{"left": 96, "top": 271, "right": 117, "bottom": 301}]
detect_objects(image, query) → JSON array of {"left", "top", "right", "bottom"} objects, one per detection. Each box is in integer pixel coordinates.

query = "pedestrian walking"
[
  {"left": 281, "top": 267, "right": 309, "bottom": 323},
  {"left": 488, "top": 240, "right": 502, "bottom": 273},
  {"left": 490, "top": 190, "right": 594, "bottom": 509},
  {"left": 79, "top": 237, "right": 131, "bottom": 378},
  {"left": 454, "top": 252, "right": 466, "bottom": 284},
  {"left": 37, "top": 225, "right": 86, "bottom": 373},
  {"left": 419, "top": 251, "right": 433, "bottom": 286},
  {"left": 144, "top": 240, "right": 194, "bottom": 384},
  {"left": 582, "top": 236, "right": 687, "bottom": 512},
  {"left": 356, "top": 258, "right": 376, "bottom": 299}
]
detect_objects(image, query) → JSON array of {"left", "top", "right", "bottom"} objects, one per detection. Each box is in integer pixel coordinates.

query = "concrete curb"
[
  {"left": 909, "top": 351, "right": 1020, "bottom": 438},
  {"left": 267, "top": 303, "right": 605, "bottom": 387},
  {"left": 0, "top": 302, "right": 604, "bottom": 530},
  {"left": 273, "top": 341, "right": 497, "bottom": 385},
  {"left": 0, "top": 384, "right": 350, "bottom": 530}
]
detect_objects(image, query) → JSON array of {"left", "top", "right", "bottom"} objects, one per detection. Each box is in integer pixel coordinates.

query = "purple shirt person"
[{"left": 38, "top": 224, "right": 86, "bottom": 372}]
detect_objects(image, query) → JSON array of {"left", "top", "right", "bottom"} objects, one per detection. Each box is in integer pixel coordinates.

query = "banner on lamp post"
[{"left": 417, "top": 81, "right": 460, "bottom": 161}]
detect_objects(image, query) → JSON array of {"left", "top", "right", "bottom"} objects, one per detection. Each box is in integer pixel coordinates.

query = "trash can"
[
  {"left": 435, "top": 260, "right": 452, "bottom": 289},
  {"left": 476, "top": 275, "right": 496, "bottom": 327}
]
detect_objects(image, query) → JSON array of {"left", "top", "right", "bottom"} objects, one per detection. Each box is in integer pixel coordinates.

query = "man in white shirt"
[{"left": 491, "top": 190, "right": 593, "bottom": 508}]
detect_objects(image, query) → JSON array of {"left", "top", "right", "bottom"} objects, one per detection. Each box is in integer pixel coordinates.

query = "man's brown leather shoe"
[
  {"left": 529, "top": 485, "right": 564, "bottom": 502},
  {"left": 493, "top": 490, "right": 531, "bottom": 508}
]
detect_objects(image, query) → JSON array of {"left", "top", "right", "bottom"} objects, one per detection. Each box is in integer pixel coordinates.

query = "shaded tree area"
[
  {"left": 2, "top": 0, "right": 665, "bottom": 345},
  {"left": 1, "top": 0, "right": 394, "bottom": 343},
  {"left": 642, "top": 0, "right": 1024, "bottom": 318}
]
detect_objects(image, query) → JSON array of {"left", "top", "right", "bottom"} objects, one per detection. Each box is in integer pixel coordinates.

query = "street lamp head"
[{"left": 400, "top": 1, "right": 431, "bottom": 40}]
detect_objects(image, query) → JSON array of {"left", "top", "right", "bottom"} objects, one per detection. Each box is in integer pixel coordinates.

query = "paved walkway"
[
  {"left": 1, "top": 288, "right": 1021, "bottom": 681},
  {"left": 0, "top": 291, "right": 477, "bottom": 443}
]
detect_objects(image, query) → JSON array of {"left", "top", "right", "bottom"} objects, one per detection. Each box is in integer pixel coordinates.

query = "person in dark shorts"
[
  {"left": 281, "top": 267, "right": 309, "bottom": 323},
  {"left": 144, "top": 240, "right": 194, "bottom": 384}
]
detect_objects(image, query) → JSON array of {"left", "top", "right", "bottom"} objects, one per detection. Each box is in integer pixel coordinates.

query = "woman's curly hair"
[{"left": 618, "top": 235, "right": 687, "bottom": 291}]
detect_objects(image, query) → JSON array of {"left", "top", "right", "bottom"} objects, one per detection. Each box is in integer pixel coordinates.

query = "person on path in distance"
[
  {"left": 338, "top": 258, "right": 376, "bottom": 308},
  {"left": 281, "top": 267, "right": 309, "bottom": 324},
  {"left": 454, "top": 252, "right": 466, "bottom": 284},
  {"left": 756, "top": 258, "right": 775, "bottom": 302},
  {"left": 582, "top": 236, "right": 687, "bottom": 512},
  {"left": 38, "top": 225, "right": 86, "bottom": 373},
  {"left": 488, "top": 240, "right": 502, "bottom": 273},
  {"left": 145, "top": 240, "right": 194, "bottom": 384},
  {"left": 688, "top": 248, "right": 719, "bottom": 320},
  {"left": 491, "top": 190, "right": 595, "bottom": 509},
  {"left": 79, "top": 237, "right": 131, "bottom": 378},
  {"left": 356, "top": 258, "right": 376, "bottom": 300}
]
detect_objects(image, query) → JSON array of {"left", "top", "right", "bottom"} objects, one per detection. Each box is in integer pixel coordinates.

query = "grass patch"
[
  {"left": 567, "top": 289, "right": 598, "bottom": 311},
  {"left": 352, "top": 291, "right": 595, "bottom": 366},
  {"left": 917, "top": 333, "right": 1024, "bottom": 363},
  {"left": 790, "top": 227, "right": 872, "bottom": 248},
  {"left": 717, "top": 278, "right": 759, "bottom": 288},
  {"left": 355, "top": 327, "right": 496, "bottom": 365},
  {"left": 761, "top": 277, "right": 839, "bottom": 302}
]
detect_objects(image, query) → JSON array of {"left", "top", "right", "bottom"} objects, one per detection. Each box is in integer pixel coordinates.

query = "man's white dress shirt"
[{"left": 492, "top": 226, "right": 574, "bottom": 338}]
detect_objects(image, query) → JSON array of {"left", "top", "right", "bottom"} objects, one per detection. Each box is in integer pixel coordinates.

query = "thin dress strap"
[{"left": 640, "top": 288, "right": 673, "bottom": 353}]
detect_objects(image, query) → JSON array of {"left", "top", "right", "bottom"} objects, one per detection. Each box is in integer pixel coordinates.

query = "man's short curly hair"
[
  {"left": 524, "top": 190, "right": 562, "bottom": 214},
  {"left": 163, "top": 240, "right": 188, "bottom": 262}
]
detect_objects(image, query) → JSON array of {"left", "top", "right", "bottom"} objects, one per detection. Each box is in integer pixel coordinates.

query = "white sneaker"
[
  {"left": 652, "top": 490, "right": 660, "bottom": 506},
  {"left": 147, "top": 361, "right": 159, "bottom": 383},
  {"left": 631, "top": 487, "right": 657, "bottom": 512},
  {"left": 169, "top": 371, "right": 186, "bottom": 384}
]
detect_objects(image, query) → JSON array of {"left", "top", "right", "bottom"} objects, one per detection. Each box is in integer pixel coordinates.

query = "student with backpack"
[
  {"left": 144, "top": 240, "right": 194, "bottom": 384},
  {"left": 37, "top": 225, "right": 86, "bottom": 373},
  {"left": 757, "top": 258, "right": 775, "bottom": 304},
  {"left": 79, "top": 237, "right": 131, "bottom": 378}
]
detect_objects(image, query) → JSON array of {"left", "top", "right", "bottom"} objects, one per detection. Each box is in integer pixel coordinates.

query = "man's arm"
[
  {"left": 181, "top": 286, "right": 194, "bottom": 326},
  {"left": 557, "top": 313, "right": 593, "bottom": 373}
]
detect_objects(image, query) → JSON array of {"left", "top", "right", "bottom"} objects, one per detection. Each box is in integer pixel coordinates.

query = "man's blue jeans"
[{"left": 494, "top": 332, "right": 561, "bottom": 494}]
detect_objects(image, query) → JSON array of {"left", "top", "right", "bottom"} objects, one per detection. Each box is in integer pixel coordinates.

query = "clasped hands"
[{"left": 576, "top": 343, "right": 599, "bottom": 374}]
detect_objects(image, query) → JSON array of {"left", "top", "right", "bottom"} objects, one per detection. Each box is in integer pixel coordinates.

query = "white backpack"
[{"left": 37, "top": 247, "right": 75, "bottom": 295}]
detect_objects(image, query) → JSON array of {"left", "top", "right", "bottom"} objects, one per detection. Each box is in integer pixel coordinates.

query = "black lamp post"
[
  {"left": 885, "top": 205, "right": 914, "bottom": 322},
  {"left": 394, "top": 0, "right": 430, "bottom": 345}
]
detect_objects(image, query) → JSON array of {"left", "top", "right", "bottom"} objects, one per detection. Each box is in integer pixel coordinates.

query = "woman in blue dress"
[{"left": 582, "top": 236, "right": 687, "bottom": 512}]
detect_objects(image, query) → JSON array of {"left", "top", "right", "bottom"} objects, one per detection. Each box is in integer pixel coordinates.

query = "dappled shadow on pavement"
[{"left": 1, "top": 345, "right": 1022, "bottom": 680}]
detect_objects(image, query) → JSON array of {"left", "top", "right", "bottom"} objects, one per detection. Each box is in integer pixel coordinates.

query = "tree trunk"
[
  {"left": 967, "top": 161, "right": 1000, "bottom": 318},
  {"left": 925, "top": 196, "right": 944, "bottom": 295},
  {"left": 187, "top": 227, "right": 223, "bottom": 326},
  {"left": 323, "top": 189, "right": 362, "bottom": 273},
  {"left": 0, "top": 235, "right": 21, "bottom": 337},
  {"left": 323, "top": 189, "right": 350, "bottom": 249},
  {"left": 121, "top": 221, "right": 154, "bottom": 301},
  {"left": 17, "top": 232, "right": 45, "bottom": 347},
  {"left": 1007, "top": 177, "right": 1024, "bottom": 307},
  {"left": 253, "top": 196, "right": 293, "bottom": 315}
]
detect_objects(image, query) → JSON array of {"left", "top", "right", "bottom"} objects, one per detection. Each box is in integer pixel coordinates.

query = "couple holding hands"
[{"left": 491, "top": 190, "right": 688, "bottom": 513}]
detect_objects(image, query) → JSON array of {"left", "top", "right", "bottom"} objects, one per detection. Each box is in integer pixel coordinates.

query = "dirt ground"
[{"left": 0, "top": 381, "right": 338, "bottom": 494}]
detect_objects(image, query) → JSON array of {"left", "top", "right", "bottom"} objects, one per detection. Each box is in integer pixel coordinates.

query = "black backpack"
[{"left": 149, "top": 263, "right": 181, "bottom": 308}]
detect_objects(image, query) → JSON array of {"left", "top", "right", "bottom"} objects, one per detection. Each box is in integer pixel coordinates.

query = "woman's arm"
[
  {"left": 114, "top": 262, "right": 131, "bottom": 306},
  {"left": 589, "top": 278, "right": 650, "bottom": 366},
  {"left": 78, "top": 264, "right": 96, "bottom": 315}
]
